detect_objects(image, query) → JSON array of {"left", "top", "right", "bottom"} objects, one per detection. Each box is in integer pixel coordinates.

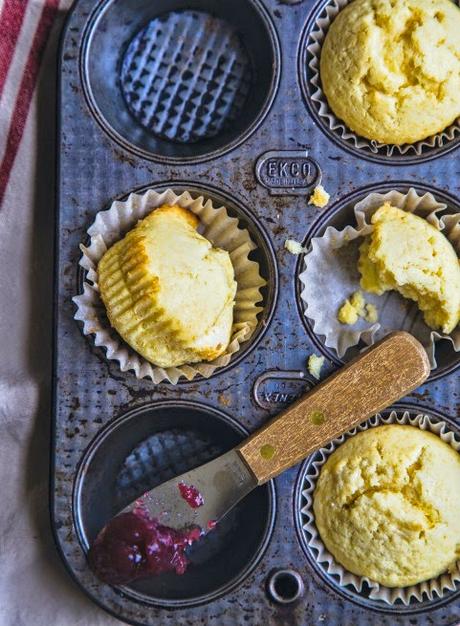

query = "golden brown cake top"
[
  {"left": 313, "top": 425, "right": 460, "bottom": 587},
  {"left": 320, "top": 0, "right": 460, "bottom": 144}
]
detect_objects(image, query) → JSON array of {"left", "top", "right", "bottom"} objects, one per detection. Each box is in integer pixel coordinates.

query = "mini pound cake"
[
  {"left": 320, "top": 0, "right": 460, "bottom": 144},
  {"left": 313, "top": 425, "right": 460, "bottom": 587},
  {"left": 98, "top": 205, "right": 236, "bottom": 368},
  {"left": 358, "top": 203, "right": 460, "bottom": 334}
]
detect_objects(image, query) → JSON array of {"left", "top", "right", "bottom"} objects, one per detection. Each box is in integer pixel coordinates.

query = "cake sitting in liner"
[
  {"left": 320, "top": 0, "right": 460, "bottom": 144},
  {"left": 98, "top": 205, "right": 237, "bottom": 368},
  {"left": 358, "top": 203, "right": 460, "bottom": 334},
  {"left": 313, "top": 425, "right": 460, "bottom": 587}
]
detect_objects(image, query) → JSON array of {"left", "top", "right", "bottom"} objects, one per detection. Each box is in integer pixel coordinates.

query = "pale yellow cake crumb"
[
  {"left": 349, "top": 291, "right": 366, "bottom": 316},
  {"left": 309, "top": 185, "right": 330, "bottom": 208},
  {"left": 365, "top": 303, "right": 378, "bottom": 323},
  {"left": 308, "top": 354, "right": 325, "bottom": 379},
  {"left": 284, "top": 239, "right": 306, "bottom": 255},
  {"left": 337, "top": 291, "right": 367, "bottom": 324},
  {"left": 338, "top": 299, "right": 359, "bottom": 324}
]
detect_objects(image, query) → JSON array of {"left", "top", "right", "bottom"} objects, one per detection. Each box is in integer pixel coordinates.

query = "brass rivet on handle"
[
  {"left": 238, "top": 333, "right": 429, "bottom": 485},
  {"left": 260, "top": 444, "right": 276, "bottom": 459},
  {"left": 309, "top": 410, "right": 326, "bottom": 425}
]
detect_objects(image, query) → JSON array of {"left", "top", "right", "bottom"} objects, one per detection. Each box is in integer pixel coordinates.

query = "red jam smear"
[
  {"left": 178, "top": 482, "right": 204, "bottom": 508},
  {"left": 88, "top": 509, "right": 201, "bottom": 585}
]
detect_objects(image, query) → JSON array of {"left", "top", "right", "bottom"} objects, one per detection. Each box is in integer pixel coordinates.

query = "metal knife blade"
[{"left": 121, "top": 449, "right": 257, "bottom": 533}]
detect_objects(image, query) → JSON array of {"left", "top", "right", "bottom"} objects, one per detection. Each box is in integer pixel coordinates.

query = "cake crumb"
[
  {"left": 338, "top": 299, "right": 359, "bottom": 324},
  {"left": 284, "top": 239, "right": 306, "bottom": 255},
  {"left": 365, "top": 303, "right": 378, "bottom": 323},
  {"left": 349, "top": 291, "right": 366, "bottom": 316},
  {"left": 309, "top": 184, "right": 330, "bottom": 208},
  {"left": 338, "top": 290, "right": 376, "bottom": 325},
  {"left": 308, "top": 354, "right": 325, "bottom": 379}
]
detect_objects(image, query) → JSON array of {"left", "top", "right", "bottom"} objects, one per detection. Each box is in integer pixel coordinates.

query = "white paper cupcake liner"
[
  {"left": 299, "top": 188, "right": 460, "bottom": 368},
  {"left": 73, "top": 188, "right": 266, "bottom": 384},
  {"left": 306, "top": 0, "right": 460, "bottom": 157},
  {"left": 299, "top": 410, "right": 460, "bottom": 605}
]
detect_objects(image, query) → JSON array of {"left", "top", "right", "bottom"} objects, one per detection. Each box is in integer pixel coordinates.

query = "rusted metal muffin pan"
[{"left": 54, "top": 0, "right": 460, "bottom": 624}]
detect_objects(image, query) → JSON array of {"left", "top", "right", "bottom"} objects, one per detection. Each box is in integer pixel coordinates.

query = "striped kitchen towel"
[
  {"left": 0, "top": 4, "right": 126, "bottom": 625},
  {"left": 0, "top": 0, "right": 72, "bottom": 208}
]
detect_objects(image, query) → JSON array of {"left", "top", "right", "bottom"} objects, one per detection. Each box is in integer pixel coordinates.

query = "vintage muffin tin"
[{"left": 53, "top": 0, "right": 460, "bottom": 624}]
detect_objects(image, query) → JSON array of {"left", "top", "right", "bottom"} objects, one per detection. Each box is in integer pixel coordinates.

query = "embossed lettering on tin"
[
  {"left": 255, "top": 150, "right": 322, "bottom": 196},
  {"left": 252, "top": 370, "right": 316, "bottom": 410}
]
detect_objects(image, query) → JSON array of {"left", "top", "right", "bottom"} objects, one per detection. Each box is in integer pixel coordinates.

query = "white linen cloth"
[{"left": 0, "top": 1, "right": 119, "bottom": 623}]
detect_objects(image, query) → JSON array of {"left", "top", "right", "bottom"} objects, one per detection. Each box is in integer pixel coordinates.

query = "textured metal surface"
[
  {"left": 120, "top": 11, "right": 251, "bottom": 143},
  {"left": 80, "top": 0, "right": 280, "bottom": 162},
  {"left": 116, "top": 429, "right": 221, "bottom": 505},
  {"left": 54, "top": 0, "right": 460, "bottom": 624},
  {"left": 267, "top": 568, "right": 305, "bottom": 604}
]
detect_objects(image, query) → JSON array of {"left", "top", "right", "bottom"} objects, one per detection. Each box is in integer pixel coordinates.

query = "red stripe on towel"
[
  {"left": 0, "top": 0, "right": 28, "bottom": 97},
  {"left": 0, "top": 0, "right": 59, "bottom": 207}
]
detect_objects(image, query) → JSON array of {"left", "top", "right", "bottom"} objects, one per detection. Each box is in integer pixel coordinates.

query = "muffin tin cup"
[
  {"left": 298, "top": 187, "right": 460, "bottom": 369},
  {"left": 299, "top": 0, "right": 460, "bottom": 164},
  {"left": 73, "top": 187, "right": 267, "bottom": 384},
  {"left": 80, "top": 0, "right": 280, "bottom": 163},
  {"left": 73, "top": 400, "right": 276, "bottom": 607},
  {"left": 296, "top": 409, "right": 460, "bottom": 606}
]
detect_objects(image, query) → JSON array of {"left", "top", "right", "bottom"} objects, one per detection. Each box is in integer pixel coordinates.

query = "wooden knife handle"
[{"left": 237, "top": 332, "right": 430, "bottom": 485}]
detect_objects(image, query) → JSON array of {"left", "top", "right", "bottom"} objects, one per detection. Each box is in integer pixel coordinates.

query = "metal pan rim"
[{"left": 79, "top": 0, "right": 282, "bottom": 165}]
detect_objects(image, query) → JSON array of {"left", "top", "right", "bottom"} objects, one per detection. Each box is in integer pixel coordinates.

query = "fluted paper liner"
[
  {"left": 73, "top": 188, "right": 266, "bottom": 384},
  {"left": 299, "top": 188, "right": 460, "bottom": 368},
  {"left": 306, "top": 0, "right": 460, "bottom": 157},
  {"left": 299, "top": 410, "right": 460, "bottom": 605}
]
